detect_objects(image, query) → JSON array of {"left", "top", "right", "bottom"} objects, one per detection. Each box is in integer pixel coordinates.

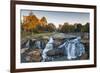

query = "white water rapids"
[{"left": 42, "top": 37, "right": 85, "bottom": 61}]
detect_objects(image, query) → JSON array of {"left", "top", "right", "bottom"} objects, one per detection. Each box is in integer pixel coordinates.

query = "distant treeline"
[
  {"left": 58, "top": 22, "right": 89, "bottom": 33},
  {"left": 21, "top": 22, "right": 89, "bottom": 33}
]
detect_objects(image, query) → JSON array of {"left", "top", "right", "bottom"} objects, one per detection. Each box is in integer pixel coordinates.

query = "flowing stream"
[
  {"left": 58, "top": 37, "right": 85, "bottom": 60},
  {"left": 21, "top": 36, "right": 86, "bottom": 62}
]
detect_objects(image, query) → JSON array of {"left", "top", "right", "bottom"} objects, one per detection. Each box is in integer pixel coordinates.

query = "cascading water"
[
  {"left": 35, "top": 41, "right": 41, "bottom": 49},
  {"left": 42, "top": 37, "right": 54, "bottom": 62},
  {"left": 58, "top": 37, "right": 85, "bottom": 60}
]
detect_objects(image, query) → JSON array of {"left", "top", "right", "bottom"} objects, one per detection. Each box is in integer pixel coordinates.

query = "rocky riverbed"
[{"left": 21, "top": 32, "right": 89, "bottom": 63}]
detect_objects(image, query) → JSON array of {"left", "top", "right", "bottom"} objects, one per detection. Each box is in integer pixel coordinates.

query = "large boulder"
[
  {"left": 26, "top": 49, "right": 42, "bottom": 62},
  {"left": 47, "top": 49, "right": 64, "bottom": 56}
]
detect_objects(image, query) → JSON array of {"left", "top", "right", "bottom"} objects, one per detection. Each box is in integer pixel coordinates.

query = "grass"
[{"left": 21, "top": 31, "right": 55, "bottom": 39}]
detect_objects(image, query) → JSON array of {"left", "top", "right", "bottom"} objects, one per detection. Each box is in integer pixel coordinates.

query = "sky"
[{"left": 21, "top": 9, "right": 90, "bottom": 27}]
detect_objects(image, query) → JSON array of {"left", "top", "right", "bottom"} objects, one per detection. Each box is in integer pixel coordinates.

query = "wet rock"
[{"left": 47, "top": 49, "right": 64, "bottom": 56}]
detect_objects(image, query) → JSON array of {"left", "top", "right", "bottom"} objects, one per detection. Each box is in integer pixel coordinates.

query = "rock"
[
  {"left": 55, "top": 49, "right": 64, "bottom": 56},
  {"left": 80, "top": 53, "right": 88, "bottom": 60},
  {"left": 21, "top": 48, "right": 28, "bottom": 54},
  {"left": 52, "top": 33, "right": 76, "bottom": 39},
  {"left": 27, "top": 49, "right": 42, "bottom": 62},
  {"left": 46, "top": 50, "right": 55, "bottom": 56},
  {"left": 26, "top": 55, "right": 32, "bottom": 61},
  {"left": 47, "top": 49, "right": 64, "bottom": 56}
]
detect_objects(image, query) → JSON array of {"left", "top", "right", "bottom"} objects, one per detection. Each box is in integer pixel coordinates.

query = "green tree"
[
  {"left": 81, "top": 22, "right": 89, "bottom": 32},
  {"left": 69, "top": 25, "right": 75, "bottom": 32},
  {"left": 44, "top": 23, "right": 56, "bottom": 32},
  {"left": 60, "top": 22, "right": 70, "bottom": 33},
  {"left": 74, "top": 23, "right": 82, "bottom": 32}
]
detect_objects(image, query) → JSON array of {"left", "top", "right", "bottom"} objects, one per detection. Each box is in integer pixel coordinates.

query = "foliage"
[
  {"left": 81, "top": 23, "right": 89, "bottom": 32},
  {"left": 21, "top": 11, "right": 89, "bottom": 34},
  {"left": 74, "top": 23, "right": 82, "bottom": 32}
]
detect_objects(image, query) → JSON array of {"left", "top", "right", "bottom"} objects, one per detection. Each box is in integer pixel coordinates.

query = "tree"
[
  {"left": 60, "top": 22, "right": 70, "bottom": 33},
  {"left": 43, "top": 23, "right": 56, "bottom": 32},
  {"left": 57, "top": 24, "right": 62, "bottom": 32},
  {"left": 48, "top": 23, "right": 56, "bottom": 31},
  {"left": 74, "top": 23, "right": 82, "bottom": 32},
  {"left": 68, "top": 25, "right": 75, "bottom": 32},
  {"left": 81, "top": 22, "right": 89, "bottom": 32}
]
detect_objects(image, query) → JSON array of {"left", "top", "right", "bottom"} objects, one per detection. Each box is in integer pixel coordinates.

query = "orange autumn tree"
[{"left": 21, "top": 11, "right": 47, "bottom": 33}]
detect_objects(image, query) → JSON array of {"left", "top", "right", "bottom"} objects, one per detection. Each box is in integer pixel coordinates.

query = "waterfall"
[
  {"left": 42, "top": 37, "right": 54, "bottom": 62},
  {"left": 42, "top": 36, "right": 85, "bottom": 61},
  {"left": 35, "top": 41, "right": 41, "bottom": 49},
  {"left": 58, "top": 37, "right": 85, "bottom": 60}
]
